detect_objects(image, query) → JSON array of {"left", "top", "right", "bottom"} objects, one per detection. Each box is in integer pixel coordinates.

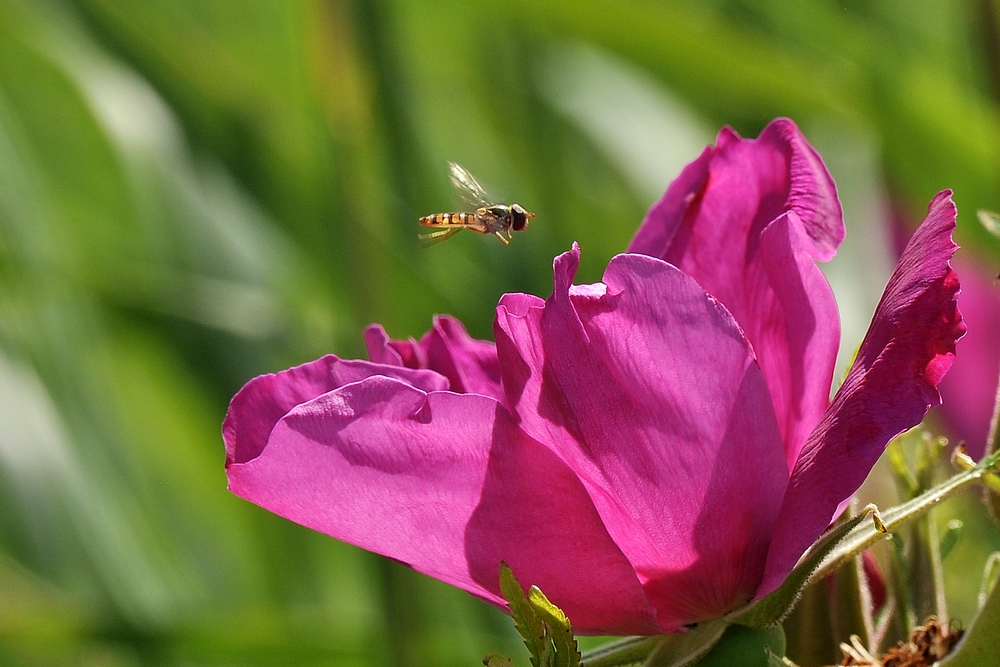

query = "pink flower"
[
  {"left": 889, "top": 209, "right": 1000, "bottom": 460},
  {"left": 933, "top": 258, "right": 1000, "bottom": 459},
  {"left": 224, "top": 119, "right": 964, "bottom": 635}
]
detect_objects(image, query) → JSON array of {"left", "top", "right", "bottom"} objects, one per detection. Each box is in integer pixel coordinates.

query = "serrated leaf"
[
  {"left": 726, "top": 509, "right": 877, "bottom": 628},
  {"left": 499, "top": 562, "right": 548, "bottom": 667},
  {"left": 528, "top": 586, "right": 580, "bottom": 667},
  {"left": 499, "top": 561, "right": 527, "bottom": 606}
]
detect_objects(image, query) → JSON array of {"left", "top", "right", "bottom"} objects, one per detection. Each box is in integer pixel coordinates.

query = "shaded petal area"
[
  {"left": 495, "top": 245, "right": 788, "bottom": 630},
  {"left": 760, "top": 191, "right": 964, "bottom": 593},
  {"left": 223, "top": 355, "right": 448, "bottom": 464},
  {"left": 629, "top": 119, "right": 842, "bottom": 469},
  {"left": 365, "top": 316, "right": 504, "bottom": 400},
  {"left": 227, "top": 377, "right": 657, "bottom": 635},
  {"left": 754, "top": 211, "right": 842, "bottom": 468}
]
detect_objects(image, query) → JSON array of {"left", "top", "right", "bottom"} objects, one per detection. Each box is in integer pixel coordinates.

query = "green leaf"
[
  {"left": 693, "top": 624, "right": 785, "bottom": 667},
  {"left": 978, "top": 553, "right": 1000, "bottom": 611},
  {"left": 885, "top": 531, "right": 917, "bottom": 642},
  {"left": 495, "top": 566, "right": 583, "bottom": 667},
  {"left": 528, "top": 586, "right": 580, "bottom": 667},
  {"left": 579, "top": 623, "right": 731, "bottom": 667},
  {"left": 781, "top": 547, "right": 873, "bottom": 666},
  {"left": 644, "top": 620, "right": 728, "bottom": 667},
  {"left": 937, "top": 551, "right": 1000, "bottom": 666},
  {"left": 914, "top": 505, "right": 948, "bottom": 623},
  {"left": 887, "top": 435, "right": 919, "bottom": 498},
  {"left": 578, "top": 636, "right": 665, "bottom": 667},
  {"left": 484, "top": 653, "right": 517, "bottom": 667},
  {"left": 499, "top": 562, "right": 549, "bottom": 667},
  {"left": 939, "top": 519, "right": 963, "bottom": 562},
  {"left": 780, "top": 578, "right": 840, "bottom": 666}
]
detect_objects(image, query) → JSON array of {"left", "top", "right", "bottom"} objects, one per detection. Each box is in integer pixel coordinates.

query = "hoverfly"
[{"left": 419, "top": 162, "right": 535, "bottom": 246}]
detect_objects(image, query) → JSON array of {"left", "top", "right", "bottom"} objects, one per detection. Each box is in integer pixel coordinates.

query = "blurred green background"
[{"left": 2, "top": 0, "right": 1000, "bottom": 665}]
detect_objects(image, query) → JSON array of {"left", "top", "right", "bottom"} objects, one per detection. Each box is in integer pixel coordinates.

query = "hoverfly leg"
[
  {"left": 493, "top": 231, "right": 510, "bottom": 245},
  {"left": 420, "top": 228, "right": 462, "bottom": 247}
]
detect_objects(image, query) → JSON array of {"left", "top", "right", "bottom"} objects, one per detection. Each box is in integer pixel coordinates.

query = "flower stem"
[{"left": 987, "top": 358, "right": 1000, "bottom": 460}]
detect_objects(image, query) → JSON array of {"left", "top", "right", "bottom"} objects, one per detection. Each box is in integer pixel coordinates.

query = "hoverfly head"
[{"left": 510, "top": 204, "right": 535, "bottom": 232}]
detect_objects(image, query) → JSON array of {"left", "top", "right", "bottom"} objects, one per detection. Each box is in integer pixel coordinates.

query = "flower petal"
[
  {"left": 223, "top": 354, "right": 447, "bottom": 465},
  {"left": 760, "top": 191, "right": 965, "bottom": 594},
  {"left": 629, "top": 118, "right": 843, "bottom": 262},
  {"left": 494, "top": 244, "right": 789, "bottom": 630},
  {"left": 364, "top": 324, "right": 428, "bottom": 368},
  {"left": 935, "top": 256, "right": 1000, "bottom": 459},
  {"left": 364, "top": 317, "right": 504, "bottom": 400},
  {"left": 628, "top": 119, "right": 843, "bottom": 469},
  {"left": 755, "top": 212, "right": 842, "bottom": 468},
  {"left": 227, "top": 377, "right": 658, "bottom": 635},
  {"left": 363, "top": 324, "right": 407, "bottom": 366}
]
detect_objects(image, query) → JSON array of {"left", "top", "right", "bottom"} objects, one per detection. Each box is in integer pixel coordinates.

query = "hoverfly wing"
[{"left": 448, "top": 162, "right": 492, "bottom": 210}]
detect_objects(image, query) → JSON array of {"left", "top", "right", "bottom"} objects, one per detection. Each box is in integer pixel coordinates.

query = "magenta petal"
[
  {"left": 223, "top": 355, "right": 448, "bottom": 465},
  {"left": 936, "top": 257, "right": 1000, "bottom": 459},
  {"left": 365, "top": 318, "right": 504, "bottom": 400},
  {"left": 629, "top": 119, "right": 842, "bottom": 469},
  {"left": 495, "top": 244, "right": 789, "bottom": 630},
  {"left": 363, "top": 324, "right": 405, "bottom": 365},
  {"left": 760, "top": 191, "right": 965, "bottom": 594},
  {"left": 754, "top": 212, "right": 842, "bottom": 468},
  {"left": 421, "top": 316, "right": 504, "bottom": 399},
  {"left": 227, "top": 378, "right": 658, "bottom": 635},
  {"left": 364, "top": 324, "right": 427, "bottom": 369},
  {"left": 629, "top": 118, "right": 843, "bottom": 262}
]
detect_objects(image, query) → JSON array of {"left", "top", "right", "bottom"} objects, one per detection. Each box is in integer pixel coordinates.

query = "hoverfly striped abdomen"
[{"left": 419, "top": 212, "right": 474, "bottom": 227}]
